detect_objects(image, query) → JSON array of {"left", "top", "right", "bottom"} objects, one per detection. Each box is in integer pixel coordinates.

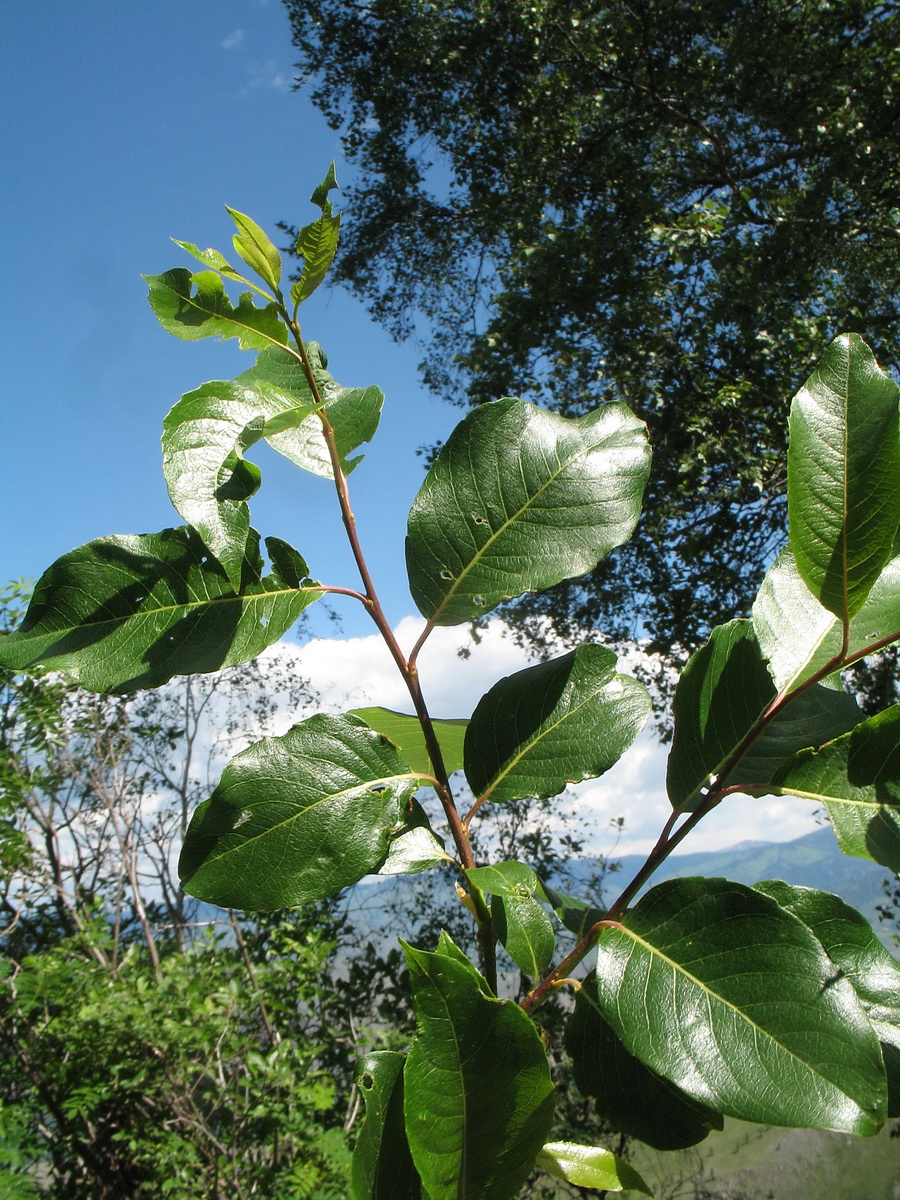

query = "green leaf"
[
  {"left": 226, "top": 206, "right": 282, "bottom": 291},
  {"left": 352, "top": 1052, "right": 422, "bottom": 1200},
  {"left": 259, "top": 343, "right": 383, "bottom": 478},
  {"left": 592, "top": 877, "right": 886, "bottom": 1133},
  {"left": 753, "top": 880, "right": 900, "bottom": 1117},
  {"left": 292, "top": 213, "right": 342, "bottom": 307},
  {"left": 492, "top": 893, "right": 555, "bottom": 979},
  {"left": 179, "top": 713, "right": 426, "bottom": 909},
  {"left": 349, "top": 707, "right": 469, "bottom": 776},
  {"left": 667, "top": 619, "right": 862, "bottom": 809},
  {"left": 567, "top": 974, "right": 723, "bottom": 1151},
  {"left": 377, "top": 799, "right": 451, "bottom": 875},
  {"left": 535, "top": 1141, "right": 651, "bottom": 1195},
  {"left": 310, "top": 162, "right": 340, "bottom": 213},
  {"left": 171, "top": 239, "right": 248, "bottom": 282},
  {"left": 161, "top": 350, "right": 382, "bottom": 569},
  {"left": 464, "top": 646, "right": 651, "bottom": 804},
  {"left": 406, "top": 398, "right": 650, "bottom": 625},
  {"left": 768, "top": 705, "right": 900, "bottom": 872},
  {"left": 787, "top": 333, "right": 900, "bottom": 620},
  {"left": 466, "top": 861, "right": 555, "bottom": 974},
  {"left": 402, "top": 939, "right": 555, "bottom": 1200},
  {"left": 145, "top": 268, "right": 288, "bottom": 351},
  {"left": 162, "top": 382, "right": 275, "bottom": 588},
  {"left": 0, "top": 527, "right": 321, "bottom": 694},
  {"left": 753, "top": 544, "right": 900, "bottom": 692}
]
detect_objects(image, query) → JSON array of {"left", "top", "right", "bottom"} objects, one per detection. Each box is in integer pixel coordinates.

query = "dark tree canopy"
[{"left": 284, "top": 0, "right": 900, "bottom": 663}]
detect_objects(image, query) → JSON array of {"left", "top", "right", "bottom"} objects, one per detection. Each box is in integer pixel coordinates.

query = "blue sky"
[
  {"left": 1, "top": 0, "right": 459, "bottom": 639},
  {"left": 0, "top": 3, "right": 825, "bottom": 852}
]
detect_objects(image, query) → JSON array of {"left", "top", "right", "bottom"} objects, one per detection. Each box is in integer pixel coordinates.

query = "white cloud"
[
  {"left": 240, "top": 59, "right": 293, "bottom": 94},
  {"left": 221, "top": 28, "right": 244, "bottom": 49},
  {"left": 260, "top": 618, "right": 823, "bottom": 858}
]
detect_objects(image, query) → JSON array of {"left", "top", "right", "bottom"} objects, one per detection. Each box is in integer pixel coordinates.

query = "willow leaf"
[
  {"left": 145, "top": 268, "right": 287, "bottom": 351},
  {"left": 787, "top": 333, "right": 900, "bottom": 620},
  {"left": 403, "top": 940, "right": 555, "bottom": 1200},
  {"left": 406, "top": 398, "right": 649, "bottom": 625},
  {"left": 593, "top": 877, "right": 886, "bottom": 1133},
  {"left": 465, "top": 645, "right": 650, "bottom": 804},
  {"left": 179, "top": 713, "right": 425, "bottom": 909},
  {"left": 0, "top": 528, "right": 321, "bottom": 694}
]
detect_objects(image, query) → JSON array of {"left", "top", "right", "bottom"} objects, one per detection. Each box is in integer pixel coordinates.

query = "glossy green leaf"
[
  {"left": 593, "top": 877, "right": 886, "bottom": 1133},
  {"left": 226, "top": 205, "right": 282, "bottom": 291},
  {"left": 179, "top": 713, "right": 426, "bottom": 909},
  {"left": 0, "top": 528, "right": 321, "bottom": 694},
  {"left": 768, "top": 705, "right": 900, "bottom": 872},
  {"left": 466, "top": 860, "right": 540, "bottom": 898},
  {"left": 465, "top": 646, "right": 651, "bottom": 804},
  {"left": 145, "top": 268, "right": 288, "bottom": 351},
  {"left": 171, "top": 240, "right": 251, "bottom": 285},
  {"left": 377, "top": 799, "right": 451, "bottom": 875},
  {"left": 787, "top": 334, "right": 900, "bottom": 620},
  {"left": 292, "top": 213, "right": 342, "bottom": 307},
  {"left": 350, "top": 707, "right": 469, "bottom": 776},
  {"left": 161, "top": 349, "right": 381, "bottom": 571},
  {"left": 352, "top": 1052, "right": 422, "bottom": 1200},
  {"left": 492, "top": 893, "right": 555, "bottom": 979},
  {"left": 567, "top": 974, "right": 723, "bottom": 1151},
  {"left": 406, "top": 398, "right": 650, "bottom": 625},
  {"left": 402, "top": 940, "right": 555, "bottom": 1200},
  {"left": 466, "top": 861, "right": 555, "bottom": 975},
  {"left": 754, "top": 880, "right": 900, "bottom": 1116},
  {"left": 667, "top": 620, "right": 862, "bottom": 809},
  {"left": 162, "top": 382, "right": 277, "bottom": 588},
  {"left": 535, "top": 1141, "right": 651, "bottom": 1194},
  {"left": 754, "top": 543, "right": 900, "bottom": 691}
]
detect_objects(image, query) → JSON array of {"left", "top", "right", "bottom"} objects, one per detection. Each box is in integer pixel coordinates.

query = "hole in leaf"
[
  {"left": 260, "top": 616, "right": 269, "bottom": 627},
  {"left": 440, "top": 570, "right": 453, "bottom": 581},
  {"left": 361, "top": 1072, "right": 374, "bottom": 1090},
  {"left": 234, "top": 811, "right": 252, "bottom": 830},
  {"left": 368, "top": 784, "right": 388, "bottom": 794},
  {"left": 473, "top": 595, "right": 485, "bottom": 606},
  {"left": 473, "top": 514, "right": 487, "bottom": 525}
]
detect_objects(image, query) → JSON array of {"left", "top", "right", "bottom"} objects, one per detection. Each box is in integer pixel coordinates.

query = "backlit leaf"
[
  {"left": 768, "top": 705, "right": 900, "bottom": 872},
  {"left": 0, "top": 528, "right": 321, "bottom": 694},
  {"left": 406, "top": 398, "right": 649, "bottom": 625},
  {"left": 753, "top": 545, "right": 900, "bottom": 692},
  {"left": 145, "top": 268, "right": 287, "bottom": 351},
  {"left": 179, "top": 713, "right": 425, "bottom": 909},
  {"left": 226, "top": 206, "right": 282, "bottom": 291},
  {"left": 403, "top": 939, "right": 555, "bottom": 1200},
  {"left": 787, "top": 334, "right": 900, "bottom": 620},
  {"left": 535, "top": 1141, "right": 651, "bottom": 1194},
  {"left": 350, "top": 707, "right": 468, "bottom": 776},
  {"left": 592, "top": 877, "right": 886, "bottom": 1133},
  {"left": 464, "top": 646, "right": 650, "bottom": 804}
]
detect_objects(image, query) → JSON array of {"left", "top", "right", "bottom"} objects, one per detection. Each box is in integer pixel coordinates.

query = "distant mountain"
[{"left": 584, "top": 825, "right": 897, "bottom": 938}]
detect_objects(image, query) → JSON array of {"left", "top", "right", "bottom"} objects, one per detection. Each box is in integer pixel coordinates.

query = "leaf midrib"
[
  {"left": 7, "top": 582, "right": 325, "bottom": 652},
  {"left": 604, "top": 922, "right": 868, "bottom": 1115},
  {"left": 203, "top": 771, "right": 431, "bottom": 865},
  {"left": 428, "top": 414, "right": 619, "bottom": 624},
  {"left": 479, "top": 671, "right": 621, "bottom": 804}
]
